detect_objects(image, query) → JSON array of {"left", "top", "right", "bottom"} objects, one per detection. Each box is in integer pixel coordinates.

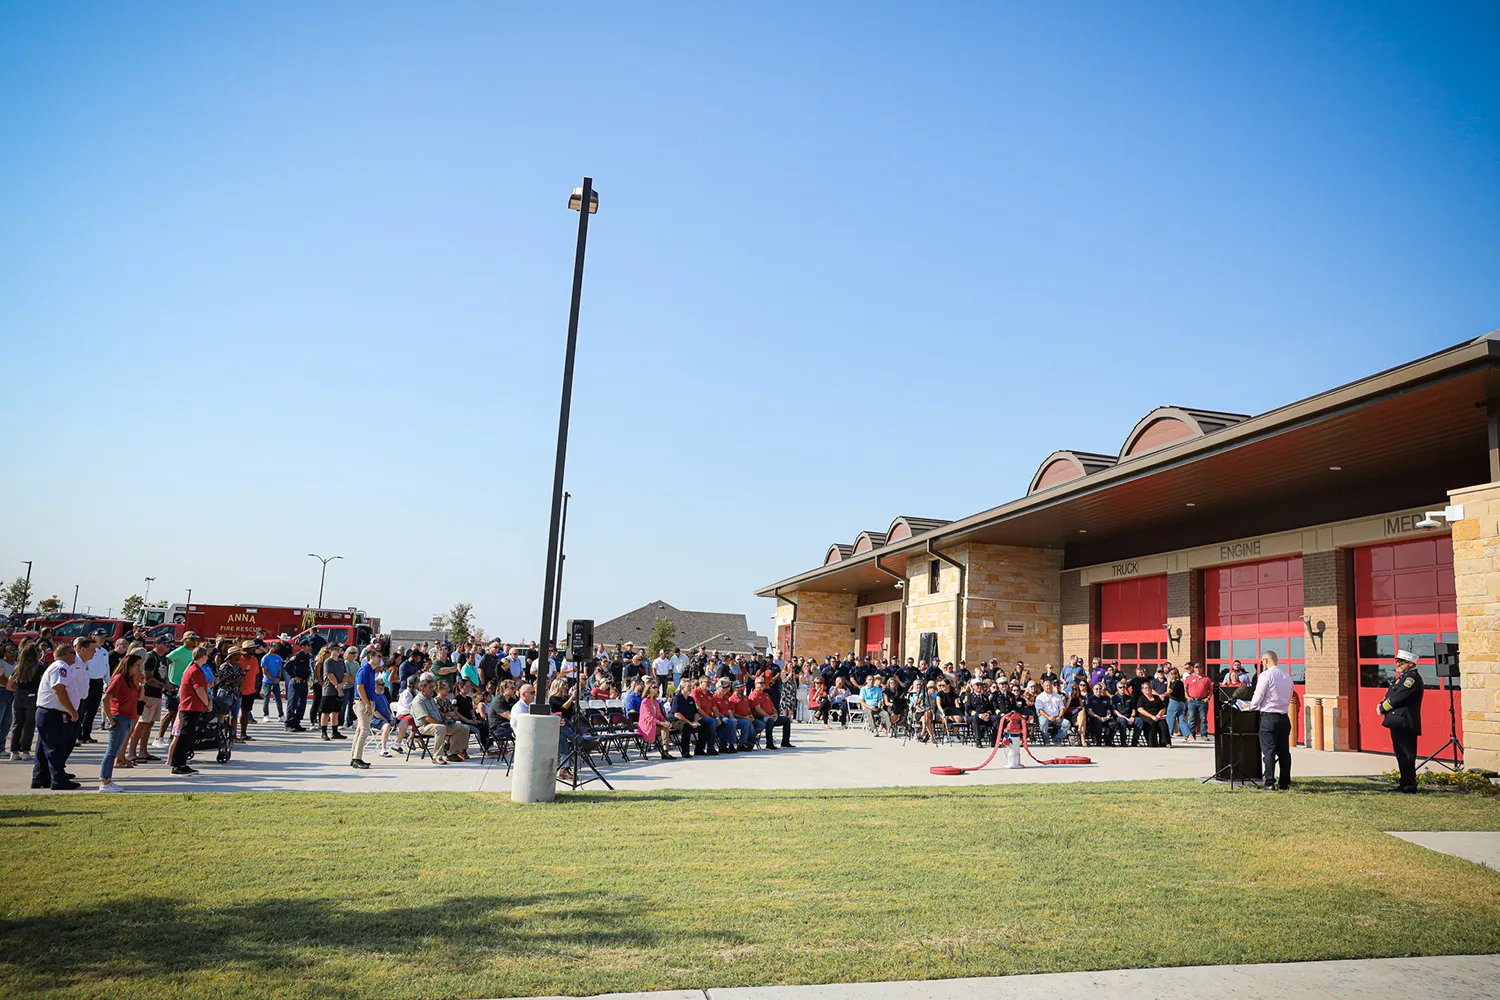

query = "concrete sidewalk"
[
  {"left": 0, "top": 719, "right": 1389, "bottom": 795},
  {"left": 522, "top": 954, "right": 1500, "bottom": 999}
]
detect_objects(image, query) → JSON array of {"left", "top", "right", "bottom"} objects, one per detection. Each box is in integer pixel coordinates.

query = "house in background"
[{"left": 593, "top": 600, "right": 768, "bottom": 656}]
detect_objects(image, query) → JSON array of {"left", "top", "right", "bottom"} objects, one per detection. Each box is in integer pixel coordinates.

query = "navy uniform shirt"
[
  {"left": 1380, "top": 665, "right": 1425, "bottom": 735},
  {"left": 671, "top": 690, "right": 699, "bottom": 723}
]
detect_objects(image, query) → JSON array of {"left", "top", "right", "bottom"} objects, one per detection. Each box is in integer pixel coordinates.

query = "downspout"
[
  {"left": 927, "top": 539, "right": 966, "bottom": 664},
  {"left": 774, "top": 588, "right": 797, "bottom": 659},
  {"left": 874, "top": 552, "right": 907, "bottom": 662}
]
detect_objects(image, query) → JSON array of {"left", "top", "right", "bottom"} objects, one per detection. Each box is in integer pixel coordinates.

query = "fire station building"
[{"left": 757, "top": 331, "right": 1500, "bottom": 769}]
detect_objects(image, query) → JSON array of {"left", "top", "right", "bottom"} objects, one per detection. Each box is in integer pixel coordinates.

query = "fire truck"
[{"left": 134, "top": 603, "right": 381, "bottom": 647}]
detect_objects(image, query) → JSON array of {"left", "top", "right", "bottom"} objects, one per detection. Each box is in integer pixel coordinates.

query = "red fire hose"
[{"left": 930, "top": 713, "right": 1092, "bottom": 775}]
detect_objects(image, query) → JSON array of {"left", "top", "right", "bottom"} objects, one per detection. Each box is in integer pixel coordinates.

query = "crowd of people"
[
  {"left": 796, "top": 652, "right": 1221, "bottom": 749},
  {"left": 0, "top": 624, "right": 1238, "bottom": 793},
  {"left": 0, "top": 630, "right": 812, "bottom": 790}
]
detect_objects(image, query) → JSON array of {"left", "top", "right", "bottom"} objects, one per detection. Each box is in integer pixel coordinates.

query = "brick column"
[
  {"left": 1166, "top": 571, "right": 1200, "bottom": 669},
  {"left": 1061, "top": 569, "right": 1091, "bottom": 665},
  {"left": 1301, "top": 548, "right": 1353, "bottom": 750},
  {"left": 1449, "top": 482, "right": 1500, "bottom": 771}
]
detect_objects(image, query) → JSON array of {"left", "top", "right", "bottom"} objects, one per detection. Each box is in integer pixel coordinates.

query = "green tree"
[
  {"left": 121, "top": 594, "right": 145, "bottom": 621},
  {"left": 37, "top": 595, "right": 63, "bottom": 614},
  {"left": 1, "top": 578, "right": 32, "bottom": 616},
  {"left": 446, "top": 602, "right": 474, "bottom": 645},
  {"left": 646, "top": 618, "right": 678, "bottom": 660}
]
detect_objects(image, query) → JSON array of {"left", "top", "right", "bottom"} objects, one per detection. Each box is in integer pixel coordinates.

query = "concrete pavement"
[
  {"left": 0, "top": 716, "right": 1390, "bottom": 795},
  {"left": 521, "top": 955, "right": 1500, "bottom": 999},
  {"left": 1388, "top": 830, "right": 1500, "bottom": 870}
]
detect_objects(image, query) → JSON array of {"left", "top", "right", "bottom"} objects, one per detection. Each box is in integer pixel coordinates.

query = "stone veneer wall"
[
  {"left": 1449, "top": 482, "right": 1500, "bottom": 771},
  {"left": 786, "top": 590, "right": 858, "bottom": 661},
  {"left": 962, "top": 543, "right": 1064, "bottom": 666}
]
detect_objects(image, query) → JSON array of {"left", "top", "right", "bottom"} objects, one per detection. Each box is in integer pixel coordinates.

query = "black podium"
[{"left": 1211, "top": 694, "right": 1262, "bottom": 784}]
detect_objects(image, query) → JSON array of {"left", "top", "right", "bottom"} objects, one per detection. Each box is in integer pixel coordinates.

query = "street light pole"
[
  {"left": 18, "top": 561, "right": 31, "bottom": 616},
  {"left": 72, "top": 585, "right": 79, "bottom": 614},
  {"left": 550, "top": 491, "right": 571, "bottom": 651},
  {"left": 186, "top": 588, "right": 192, "bottom": 607},
  {"left": 144, "top": 577, "right": 155, "bottom": 603},
  {"left": 308, "top": 553, "right": 343, "bottom": 609},
  {"left": 533, "top": 178, "right": 596, "bottom": 710}
]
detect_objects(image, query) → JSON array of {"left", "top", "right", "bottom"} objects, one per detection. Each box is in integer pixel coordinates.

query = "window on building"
[{"left": 928, "top": 560, "right": 940, "bottom": 595}]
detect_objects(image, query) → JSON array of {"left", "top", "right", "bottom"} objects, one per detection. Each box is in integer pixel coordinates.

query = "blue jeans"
[
  {"left": 731, "top": 717, "right": 754, "bottom": 748},
  {"left": 1039, "top": 718, "right": 1072, "bottom": 745},
  {"left": 1186, "top": 698, "right": 1208, "bottom": 737},
  {"left": 1166, "top": 700, "right": 1191, "bottom": 739},
  {"left": 261, "top": 677, "right": 283, "bottom": 717},
  {"left": 100, "top": 716, "right": 132, "bottom": 782}
]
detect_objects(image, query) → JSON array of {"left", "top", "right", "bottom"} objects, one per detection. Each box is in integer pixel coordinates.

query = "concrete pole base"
[{"left": 510, "top": 713, "right": 561, "bottom": 803}]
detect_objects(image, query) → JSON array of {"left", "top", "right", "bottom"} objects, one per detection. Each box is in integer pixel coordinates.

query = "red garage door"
[
  {"left": 862, "top": 614, "right": 885, "bottom": 658},
  {"left": 1355, "top": 537, "right": 1460, "bottom": 756},
  {"left": 1099, "top": 576, "right": 1168, "bottom": 677},
  {"left": 1204, "top": 556, "right": 1306, "bottom": 742}
]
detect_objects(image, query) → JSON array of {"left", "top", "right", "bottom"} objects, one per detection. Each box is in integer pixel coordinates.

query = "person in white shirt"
[
  {"left": 652, "top": 653, "right": 672, "bottom": 691},
  {"left": 1247, "top": 650, "right": 1294, "bottom": 790},
  {"left": 34, "top": 644, "right": 84, "bottom": 790},
  {"left": 76, "top": 637, "right": 111, "bottom": 745}
]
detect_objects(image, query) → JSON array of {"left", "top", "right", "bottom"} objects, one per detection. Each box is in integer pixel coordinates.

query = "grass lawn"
[{"left": 2, "top": 780, "right": 1499, "bottom": 999}]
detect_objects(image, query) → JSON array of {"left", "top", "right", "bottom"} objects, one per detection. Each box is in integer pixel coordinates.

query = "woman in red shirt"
[{"left": 99, "top": 652, "right": 143, "bottom": 792}]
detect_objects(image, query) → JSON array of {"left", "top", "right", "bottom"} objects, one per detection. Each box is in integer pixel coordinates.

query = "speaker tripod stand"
[{"left": 1417, "top": 679, "right": 1463, "bottom": 773}]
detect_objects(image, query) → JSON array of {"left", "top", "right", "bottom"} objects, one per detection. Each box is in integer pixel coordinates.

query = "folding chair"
[{"left": 405, "top": 727, "right": 433, "bottom": 762}]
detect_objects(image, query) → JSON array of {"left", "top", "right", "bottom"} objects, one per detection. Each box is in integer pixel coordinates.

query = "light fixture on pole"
[
  {"left": 73, "top": 585, "right": 80, "bottom": 614},
  {"left": 186, "top": 588, "right": 193, "bottom": 607},
  {"left": 515, "top": 178, "right": 598, "bottom": 806},
  {"left": 308, "top": 553, "right": 343, "bottom": 609},
  {"left": 534, "top": 178, "right": 597, "bottom": 708},
  {"left": 17, "top": 561, "right": 32, "bottom": 616},
  {"left": 144, "top": 576, "right": 155, "bottom": 603}
]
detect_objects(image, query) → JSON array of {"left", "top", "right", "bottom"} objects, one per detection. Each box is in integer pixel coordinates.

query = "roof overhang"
[{"left": 757, "top": 333, "right": 1500, "bottom": 596}]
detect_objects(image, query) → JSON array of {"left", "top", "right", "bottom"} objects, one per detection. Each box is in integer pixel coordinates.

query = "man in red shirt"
[
  {"left": 750, "top": 675, "right": 794, "bottom": 749},
  {"left": 1183, "top": 663, "right": 1213, "bottom": 741},
  {"left": 711, "top": 679, "right": 745, "bottom": 753},
  {"left": 726, "top": 682, "right": 758, "bottom": 751},
  {"left": 170, "top": 647, "right": 211, "bottom": 776},
  {"left": 690, "top": 678, "right": 725, "bottom": 755}
]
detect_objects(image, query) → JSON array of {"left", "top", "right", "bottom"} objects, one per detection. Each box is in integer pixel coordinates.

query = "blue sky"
[{"left": 2, "top": 2, "right": 1497, "bottom": 640}]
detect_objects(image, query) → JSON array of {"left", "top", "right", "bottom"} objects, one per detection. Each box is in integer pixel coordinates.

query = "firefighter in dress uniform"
[{"left": 1379, "top": 648, "right": 1425, "bottom": 794}]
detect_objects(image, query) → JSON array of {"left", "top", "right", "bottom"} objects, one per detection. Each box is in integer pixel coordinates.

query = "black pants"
[
  {"left": 79, "top": 678, "right": 105, "bottom": 742},
  {"left": 1390, "top": 725, "right": 1419, "bottom": 790},
  {"left": 32, "top": 707, "right": 72, "bottom": 788},
  {"left": 673, "top": 720, "right": 698, "bottom": 756},
  {"left": 170, "top": 710, "right": 202, "bottom": 769},
  {"left": 1259, "top": 712, "right": 1292, "bottom": 788},
  {"left": 286, "top": 679, "right": 308, "bottom": 727},
  {"left": 765, "top": 715, "right": 791, "bottom": 748}
]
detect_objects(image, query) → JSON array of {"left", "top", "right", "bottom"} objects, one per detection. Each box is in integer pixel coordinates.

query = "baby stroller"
[{"left": 186, "top": 689, "right": 238, "bottom": 764}]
